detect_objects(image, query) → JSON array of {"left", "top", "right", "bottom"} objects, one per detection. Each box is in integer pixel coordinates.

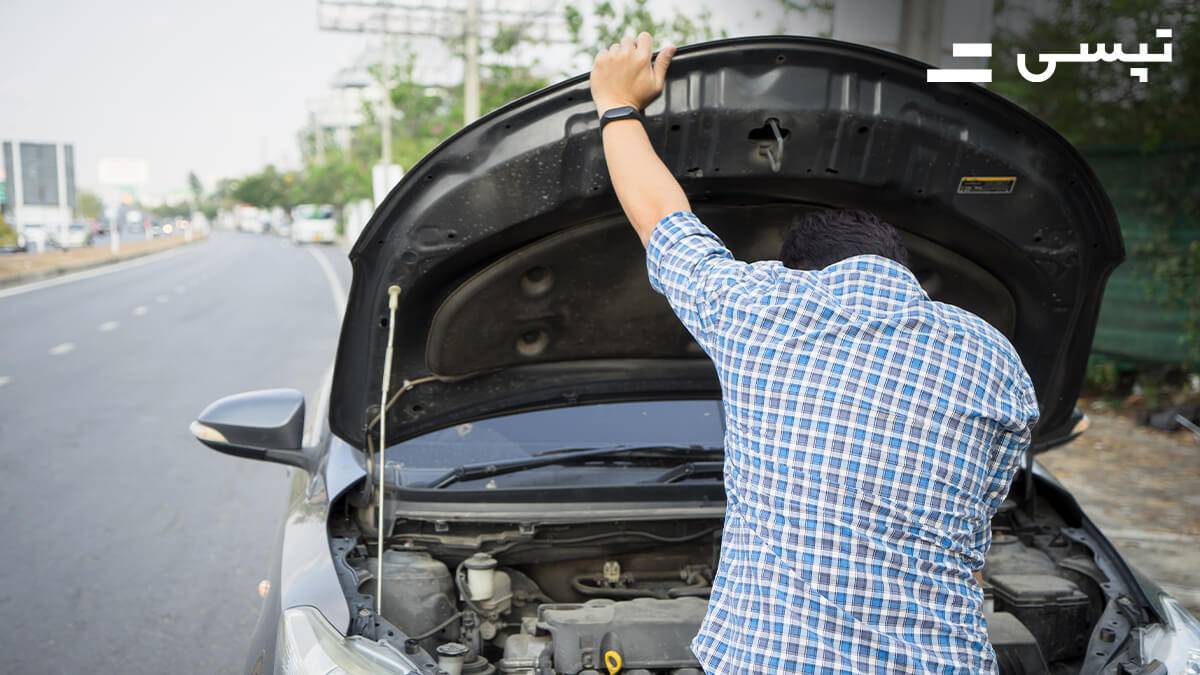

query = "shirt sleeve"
[
  {"left": 971, "top": 371, "right": 1041, "bottom": 559},
  {"left": 645, "top": 211, "right": 751, "bottom": 351}
]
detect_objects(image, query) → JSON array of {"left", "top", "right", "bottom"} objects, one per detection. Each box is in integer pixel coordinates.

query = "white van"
[{"left": 290, "top": 204, "right": 337, "bottom": 244}]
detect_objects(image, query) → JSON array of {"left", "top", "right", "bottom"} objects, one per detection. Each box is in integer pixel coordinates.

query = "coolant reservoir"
[{"left": 361, "top": 550, "right": 457, "bottom": 644}]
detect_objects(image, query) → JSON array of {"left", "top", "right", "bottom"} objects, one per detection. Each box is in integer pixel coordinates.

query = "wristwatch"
[{"left": 599, "top": 105, "right": 642, "bottom": 129}]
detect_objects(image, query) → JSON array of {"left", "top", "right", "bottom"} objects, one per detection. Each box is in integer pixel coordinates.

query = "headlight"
[
  {"left": 277, "top": 606, "right": 425, "bottom": 674},
  {"left": 1140, "top": 596, "right": 1200, "bottom": 674}
]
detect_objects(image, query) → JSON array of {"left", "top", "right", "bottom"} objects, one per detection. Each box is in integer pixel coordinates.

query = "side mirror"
[{"left": 190, "top": 388, "right": 310, "bottom": 470}]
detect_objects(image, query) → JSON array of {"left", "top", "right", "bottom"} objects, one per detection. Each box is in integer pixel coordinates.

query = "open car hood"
[{"left": 331, "top": 36, "right": 1123, "bottom": 452}]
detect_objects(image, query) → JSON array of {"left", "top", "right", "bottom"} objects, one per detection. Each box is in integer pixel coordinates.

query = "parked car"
[
  {"left": 59, "top": 222, "right": 94, "bottom": 248},
  {"left": 18, "top": 224, "right": 56, "bottom": 252},
  {"left": 191, "top": 37, "right": 1200, "bottom": 675},
  {"left": 290, "top": 204, "right": 337, "bottom": 244}
]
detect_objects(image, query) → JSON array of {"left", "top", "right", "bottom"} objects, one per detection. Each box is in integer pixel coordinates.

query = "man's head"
[{"left": 779, "top": 209, "right": 909, "bottom": 270}]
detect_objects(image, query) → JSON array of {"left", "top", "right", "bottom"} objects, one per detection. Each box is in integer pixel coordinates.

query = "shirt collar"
[{"left": 816, "top": 255, "right": 927, "bottom": 311}]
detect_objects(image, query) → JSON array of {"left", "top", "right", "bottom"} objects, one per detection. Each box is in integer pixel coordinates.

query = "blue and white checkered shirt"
[{"left": 646, "top": 212, "right": 1040, "bottom": 674}]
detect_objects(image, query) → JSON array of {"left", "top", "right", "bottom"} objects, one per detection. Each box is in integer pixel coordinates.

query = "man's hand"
[{"left": 591, "top": 32, "right": 677, "bottom": 115}]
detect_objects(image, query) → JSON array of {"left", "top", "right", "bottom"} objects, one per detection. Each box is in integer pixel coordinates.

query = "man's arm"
[{"left": 591, "top": 32, "right": 685, "bottom": 245}]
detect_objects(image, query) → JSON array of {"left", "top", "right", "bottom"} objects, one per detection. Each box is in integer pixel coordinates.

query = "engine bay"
[{"left": 327, "top": 485, "right": 1133, "bottom": 675}]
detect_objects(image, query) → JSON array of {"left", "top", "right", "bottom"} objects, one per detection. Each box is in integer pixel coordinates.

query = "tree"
[
  {"left": 230, "top": 165, "right": 301, "bottom": 209},
  {"left": 565, "top": 0, "right": 723, "bottom": 57},
  {"left": 75, "top": 190, "right": 103, "bottom": 220},
  {"left": 187, "top": 171, "right": 204, "bottom": 210},
  {"left": 991, "top": 0, "right": 1200, "bottom": 364}
]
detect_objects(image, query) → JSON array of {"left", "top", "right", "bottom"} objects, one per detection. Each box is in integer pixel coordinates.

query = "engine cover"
[{"left": 537, "top": 597, "right": 708, "bottom": 673}]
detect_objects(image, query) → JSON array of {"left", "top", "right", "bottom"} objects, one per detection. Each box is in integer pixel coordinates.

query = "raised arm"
[{"left": 591, "top": 32, "right": 685, "bottom": 245}]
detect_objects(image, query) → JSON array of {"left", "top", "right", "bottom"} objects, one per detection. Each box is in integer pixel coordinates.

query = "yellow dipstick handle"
[{"left": 604, "top": 650, "right": 622, "bottom": 675}]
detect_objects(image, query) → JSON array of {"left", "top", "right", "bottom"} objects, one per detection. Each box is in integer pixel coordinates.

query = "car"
[
  {"left": 59, "top": 222, "right": 94, "bottom": 248},
  {"left": 18, "top": 224, "right": 56, "bottom": 252},
  {"left": 290, "top": 204, "right": 337, "bottom": 244},
  {"left": 191, "top": 37, "right": 1200, "bottom": 675}
]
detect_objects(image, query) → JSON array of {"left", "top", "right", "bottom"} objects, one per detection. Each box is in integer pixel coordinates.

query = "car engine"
[{"left": 330, "top": 490, "right": 1112, "bottom": 675}]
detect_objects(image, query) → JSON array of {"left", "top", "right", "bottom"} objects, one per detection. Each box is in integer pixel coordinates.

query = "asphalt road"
[{"left": 0, "top": 232, "right": 351, "bottom": 674}]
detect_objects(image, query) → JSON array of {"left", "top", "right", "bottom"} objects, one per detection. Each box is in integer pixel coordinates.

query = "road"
[{"left": 0, "top": 232, "right": 351, "bottom": 674}]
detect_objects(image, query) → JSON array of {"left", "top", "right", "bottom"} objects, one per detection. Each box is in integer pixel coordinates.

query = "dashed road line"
[
  {"left": 155, "top": 294, "right": 169, "bottom": 303},
  {"left": 132, "top": 305, "right": 149, "bottom": 316},
  {"left": 99, "top": 321, "right": 119, "bottom": 332},
  {"left": 174, "top": 285, "right": 186, "bottom": 294},
  {"left": 0, "top": 376, "right": 11, "bottom": 388},
  {"left": 48, "top": 342, "right": 76, "bottom": 356}
]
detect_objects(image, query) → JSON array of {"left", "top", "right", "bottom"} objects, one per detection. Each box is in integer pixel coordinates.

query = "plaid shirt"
[{"left": 646, "top": 212, "right": 1040, "bottom": 674}]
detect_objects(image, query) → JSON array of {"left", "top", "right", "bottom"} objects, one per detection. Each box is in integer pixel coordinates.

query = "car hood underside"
[{"left": 330, "top": 35, "right": 1123, "bottom": 450}]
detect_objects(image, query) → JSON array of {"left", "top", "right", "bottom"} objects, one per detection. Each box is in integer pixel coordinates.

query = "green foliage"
[
  {"left": 0, "top": 212, "right": 15, "bottom": 247},
  {"left": 75, "top": 190, "right": 103, "bottom": 220},
  {"left": 150, "top": 201, "right": 192, "bottom": 219},
  {"left": 228, "top": 165, "right": 315, "bottom": 210},
  {"left": 993, "top": 0, "right": 1200, "bottom": 366},
  {"left": 992, "top": 0, "right": 1199, "bottom": 147},
  {"left": 187, "top": 171, "right": 204, "bottom": 208},
  {"left": 565, "top": 0, "right": 723, "bottom": 56}
]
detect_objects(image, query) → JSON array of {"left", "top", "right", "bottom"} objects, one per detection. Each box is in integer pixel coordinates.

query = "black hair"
[{"left": 779, "top": 209, "right": 909, "bottom": 270}]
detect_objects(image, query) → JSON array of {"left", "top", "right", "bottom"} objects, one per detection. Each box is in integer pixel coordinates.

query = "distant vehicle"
[
  {"left": 125, "top": 210, "right": 144, "bottom": 234},
  {"left": 235, "top": 205, "right": 267, "bottom": 234},
  {"left": 59, "top": 222, "right": 93, "bottom": 248},
  {"left": 18, "top": 224, "right": 55, "bottom": 252},
  {"left": 290, "top": 204, "right": 337, "bottom": 244}
]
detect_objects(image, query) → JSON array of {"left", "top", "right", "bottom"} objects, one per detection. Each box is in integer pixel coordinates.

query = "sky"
[
  {"left": 0, "top": 0, "right": 829, "bottom": 200},
  {"left": 1, "top": 0, "right": 364, "bottom": 196}
]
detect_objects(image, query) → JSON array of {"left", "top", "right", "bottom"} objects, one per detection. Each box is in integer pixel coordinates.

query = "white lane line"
[
  {"left": 0, "top": 376, "right": 11, "bottom": 388},
  {"left": 174, "top": 285, "right": 186, "bottom": 294},
  {"left": 305, "top": 246, "right": 347, "bottom": 316},
  {"left": 132, "top": 305, "right": 149, "bottom": 316},
  {"left": 49, "top": 342, "right": 76, "bottom": 356},
  {"left": 304, "top": 364, "right": 336, "bottom": 447},
  {"left": 99, "top": 321, "right": 119, "bottom": 332},
  {"left": 155, "top": 294, "right": 169, "bottom": 303},
  {"left": 0, "top": 246, "right": 190, "bottom": 300}
]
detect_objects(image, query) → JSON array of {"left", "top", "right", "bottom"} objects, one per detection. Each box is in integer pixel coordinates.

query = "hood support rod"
[{"left": 376, "top": 285, "right": 402, "bottom": 616}]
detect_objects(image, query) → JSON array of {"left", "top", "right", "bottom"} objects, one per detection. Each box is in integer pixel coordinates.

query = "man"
[{"left": 590, "top": 34, "right": 1041, "bottom": 673}]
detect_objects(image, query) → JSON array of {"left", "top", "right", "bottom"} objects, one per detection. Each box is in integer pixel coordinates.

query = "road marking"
[
  {"left": 0, "top": 376, "right": 10, "bottom": 388},
  {"left": 49, "top": 342, "right": 76, "bottom": 356},
  {"left": 132, "top": 305, "right": 149, "bottom": 316},
  {"left": 99, "top": 321, "right": 119, "bottom": 332},
  {"left": 155, "top": 294, "right": 169, "bottom": 303},
  {"left": 174, "top": 285, "right": 185, "bottom": 294},
  {"left": 304, "top": 364, "right": 336, "bottom": 447},
  {"left": 0, "top": 246, "right": 190, "bottom": 300},
  {"left": 305, "top": 246, "right": 347, "bottom": 316}
]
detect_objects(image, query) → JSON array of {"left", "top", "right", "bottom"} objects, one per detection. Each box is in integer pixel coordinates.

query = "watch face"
[{"left": 603, "top": 106, "right": 639, "bottom": 124}]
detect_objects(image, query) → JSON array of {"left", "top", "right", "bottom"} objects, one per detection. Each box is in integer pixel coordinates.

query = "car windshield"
[
  {"left": 383, "top": 399, "right": 725, "bottom": 470},
  {"left": 297, "top": 205, "right": 334, "bottom": 219}
]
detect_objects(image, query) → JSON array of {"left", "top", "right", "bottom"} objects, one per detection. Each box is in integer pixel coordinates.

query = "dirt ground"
[
  {"left": 1039, "top": 402, "right": 1200, "bottom": 613},
  {"left": 0, "top": 235, "right": 201, "bottom": 286}
]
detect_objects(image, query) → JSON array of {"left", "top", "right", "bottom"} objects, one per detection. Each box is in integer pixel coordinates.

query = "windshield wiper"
[
  {"left": 424, "top": 444, "right": 723, "bottom": 489},
  {"left": 642, "top": 461, "right": 724, "bottom": 484}
]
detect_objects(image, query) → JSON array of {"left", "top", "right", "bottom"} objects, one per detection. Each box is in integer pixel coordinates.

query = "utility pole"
[
  {"left": 317, "top": 0, "right": 568, "bottom": 127},
  {"left": 463, "top": 0, "right": 480, "bottom": 124},
  {"left": 380, "top": 31, "right": 394, "bottom": 165}
]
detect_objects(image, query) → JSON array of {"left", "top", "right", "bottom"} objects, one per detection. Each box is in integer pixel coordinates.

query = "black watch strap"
[{"left": 599, "top": 105, "right": 642, "bottom": 129}]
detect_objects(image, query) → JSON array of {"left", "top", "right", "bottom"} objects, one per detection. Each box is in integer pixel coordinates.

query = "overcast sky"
[{"left": 0, "top": 0, "right": 821, "bottom": 199}]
